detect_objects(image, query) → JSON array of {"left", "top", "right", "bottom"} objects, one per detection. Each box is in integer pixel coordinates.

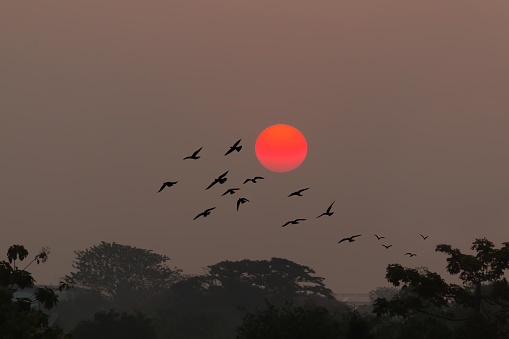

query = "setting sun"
[{"left": 255, "top": 124, "right": 307, "bottom": 173}]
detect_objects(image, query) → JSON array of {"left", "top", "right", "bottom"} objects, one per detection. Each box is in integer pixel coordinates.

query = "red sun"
[{"left": 255, "top": 124, "right": 307, "bottom": 173}]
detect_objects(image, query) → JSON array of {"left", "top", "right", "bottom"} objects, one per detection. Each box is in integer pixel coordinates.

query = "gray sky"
[{"left": 2, "top": 1, "right": 508, "bottom": 293}]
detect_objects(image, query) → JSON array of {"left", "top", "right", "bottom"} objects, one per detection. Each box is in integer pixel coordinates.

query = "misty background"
[{"left": 2, "top": 1, "right": 508, "bottom": 294}]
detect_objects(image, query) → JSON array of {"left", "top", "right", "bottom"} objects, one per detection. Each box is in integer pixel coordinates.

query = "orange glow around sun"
[{"left": 255, "top": 124, "right": 307, "bottom": 173}]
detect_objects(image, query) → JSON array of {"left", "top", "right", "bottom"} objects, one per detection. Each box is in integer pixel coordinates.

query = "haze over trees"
[
  {"left": 4, "top": 238, "right": 507, "bottom": 338},
  {"left": 64, "top": 241, "right": 183, "bottom": 310}
]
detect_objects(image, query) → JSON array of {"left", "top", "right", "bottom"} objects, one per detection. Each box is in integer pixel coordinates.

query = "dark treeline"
[{"left": 1, "top": 238, "right": 508, "bottom": 338}]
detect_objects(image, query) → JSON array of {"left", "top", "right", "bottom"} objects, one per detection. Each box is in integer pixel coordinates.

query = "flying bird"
[
  {"left": 193, "top": 207, "right": 216, "bottom": 220},
  {"left": 374, "top": 234, "right": 385, "bottom": 240},
  {"left": 382, "top": 244, "right": 393, "bottom": 249},
  {"left": 225, "top": 139, "right": 242, "bottom": 156},
  {"left": 237, "top": 198, "right": 249, "bottom": 211},
  {"left": 183, "top": 147, "right": 203, "bottom": 160},
  {"left": 205, "top": 171, "right": 229, "bottom": 190},
  {"left": 281, "top": 219, "right": 306, "bottom": 227},
  {"left": 338, "top": 235, "right": 361, "bottom": 244},
  {"left": 288, "top": 188, "right": 310, "bottom": 197},
  {"left": 316, "top": 201, "right": 335, "bottom": 218},
  {"left": 243, "top": 177, "right": 264, "bottom": 184},
  {"left": 222, "top": 188, "right": 240, "bottom": 196},
  {"left": 420, "top": 234, "right": 429, "bottom": 240},
  {"left": 157, "top": 181, "right": 178, "bottom": 192},
  {"left": 405, "top": 252, "right": 417, "bottom": 257}
]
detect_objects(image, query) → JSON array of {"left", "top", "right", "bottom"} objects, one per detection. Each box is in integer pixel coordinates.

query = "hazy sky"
[{"left": 2, "top": 1, "right": 508, "bottom": 293}]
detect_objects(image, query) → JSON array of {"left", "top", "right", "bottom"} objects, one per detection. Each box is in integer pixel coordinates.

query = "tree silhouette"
[
  {"left": 64, "top": 242, "right": 182, "bottom": 309},
  {"left": 203, "top": 257, "right": 335, "bottom": 302},
  {"left": 0, "top": 244, "right": 70, "bottom": 338},
  {"left": 373, "top": 238, "right": 509, "bottom": 336},
  {"left": 154, "top": 257, "right": 342, "bottom": 339}
]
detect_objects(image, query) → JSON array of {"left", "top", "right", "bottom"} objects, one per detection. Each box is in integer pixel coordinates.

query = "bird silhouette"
[
  {"left": 374, "top": 234, "right": 385, "bottom": 240},
  {"left": 281, "top": 218, "right": 306, "bottom": 227},
  {"left": 158, "top": 181, "right": 178, "bottom": 192},
  {"left": 193, "top": 207, "right": 216, "bottom": 220},
  {"left": 237, "top": 198, "right": 249, "bottom": 211},
  {"left": 183, "top": 147, "right": 203, "bottom": 160},
  {"left": 382, "top": 244, "right": 393, "bottom": 249},
  {"left": 222, "top": 188, "right": 240, "bottom": 196},
  {"left": 205, "top": 171, "right": 229, "bottom": 190},
  {"left": 316, "top": 201, "right": 335, "bottom": 218},
  {"left": 288, "top": 188, "right": 310, "bottom": 197},
  {"left": 420, "top": 234, "right": 429, "bottom": 240},
  {"left": 243, "top": 177, "right": 264, "bottom": 184},
  {"left": 225, "top": 139, "right": 242, "bottom": 156},
  {"left": 338, "top": 235, "right": 361, "bottom": 244},
  {"left": 405, "top": 252, "right": 417, "bottom": 257}
]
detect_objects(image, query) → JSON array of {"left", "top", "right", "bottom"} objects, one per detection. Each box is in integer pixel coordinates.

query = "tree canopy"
[
  {"left": 373, "top": 238, "right": 509, "bottom": 337},
  {"left": 198, "top": 257, "right": 335, "bottom": 301},
  {"left": 65, "top": 241, "right": 182, "bottom": 309},
  {"left": 0, "top": 244, "right": 69, "bottom": 338}
]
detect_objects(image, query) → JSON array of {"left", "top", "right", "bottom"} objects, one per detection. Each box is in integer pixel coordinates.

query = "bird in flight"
[
  {"left": 205, "top": 171, "right": 229, "bottom": 190},
  {"left": 158, "top": 181, "right": 178, "bottom": 192},
  {"left": 382, "top": 244, "right": 393, "bottom": 249},
  {"left": 405, "top": 252, "right": 417, "bottom": 257},
  {"left": 374, "top": 234, "right": 385, "bottom": 240},
  {"left": 316, "top": 201, "right": 335, "bottom": 218},
  {"left": 222, "top": 188, "right": 240, "bottom": 196},
  {"left": 193, "top": 207, "right": 216, "bottom": 220},
  {"left": 288, "top": 188, "right": 310, "bottom": 197},
  {"left": 225, "top": 139, "right": 242, "bottom": 156},
  {"left": 282, "top": 219, "right": 306, "bottom": 227},
  {"left": 183, "top": 147, "right": 203, "bottom": 160},
  {"left": 244, "top": 177, "right": 264, "bottom": 184},
  {"left": 338, "top": 235, "right": 361, "bottom": 244},
  {"left": 420, "top": 234, "right": 429, "bottom": 240},
  {"left": 237, "top": 198, "right": 249, "bottom": 211}
]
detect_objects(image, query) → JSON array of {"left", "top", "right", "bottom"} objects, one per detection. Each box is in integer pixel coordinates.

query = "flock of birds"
[{"left": 158, "top": 139, "right": 430, "bottom": 258}]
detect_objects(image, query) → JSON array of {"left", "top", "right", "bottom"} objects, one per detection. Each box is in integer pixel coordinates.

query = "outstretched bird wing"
[
  {"left": 205, "top": 207, "right": 216, "bottom": 213},
  {"left": 243, "top": 179, "right": 251, "bottom": 184},
  {"left": 193, "top": 212, "right": 203, "bottom": 220},
  {"left": 254, "top": 176, "right": 264, "bottom": 180},
  {"left": 338, "top": 238, "right": 348, "bottom": 244},
  {"left": 352, "top": 234, "right": 361, "bottom": 238},
  {"left": 205, "top": 180, "right": 217, "bottom": 190},
  {"left": 158, "top": 183, "right": 166, "bottom": 192},
  {"left": 184, "top": 147, "right": 202, "bottom": 159},
  {"left": 192, "top": 147, "right": 203, "bottom": 156},
  {"left": 218, "top": 171, "right": 229, "bottom": 179},
  {"left": 326, "top": 201, "right": 335, "bottom": 213}
]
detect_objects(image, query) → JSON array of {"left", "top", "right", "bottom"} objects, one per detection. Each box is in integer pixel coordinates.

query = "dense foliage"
[
  {"left": 373, "top": 238, "right": 509, "bottom": 338},
  {"left": 64, "top": 241, "right": 182, "bottom": 310},
  {"left": 0, "top": 245, "right": 70, "bottom": 338}
]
